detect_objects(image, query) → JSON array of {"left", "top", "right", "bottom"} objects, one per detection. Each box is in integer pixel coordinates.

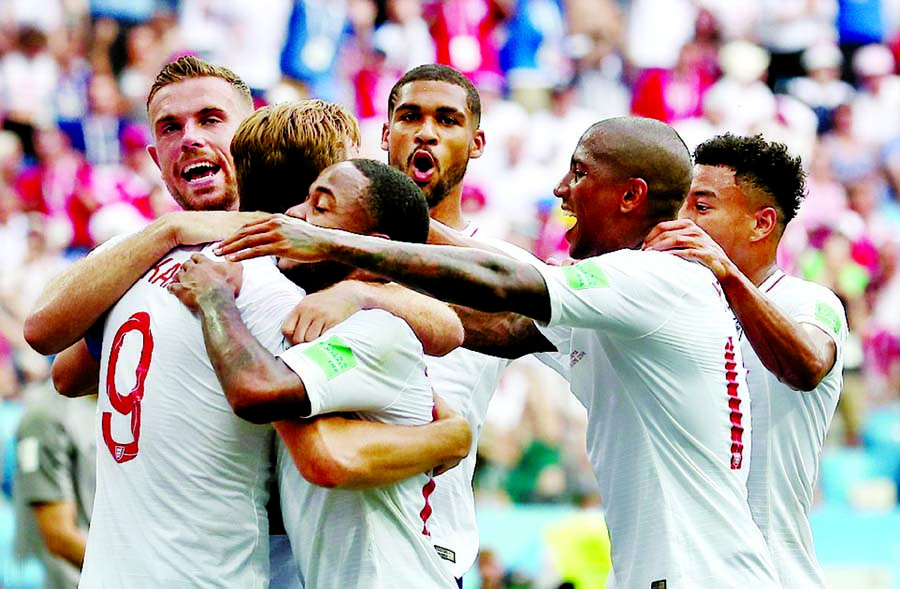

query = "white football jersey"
[
  {"left": 80, "top": 245, "right": 302, "bottom": 589},
  {"left": 743, "top": 270, "right": 846, "bottom": 589},
  {"left": 535, "top": 250, "right": 779, "bottom": 588},
  {"left": 276, "top": 309, "right": 457, "bottom": 589},
  {"left": 425, "top": 226, "right": 546, "bottom": 578}
]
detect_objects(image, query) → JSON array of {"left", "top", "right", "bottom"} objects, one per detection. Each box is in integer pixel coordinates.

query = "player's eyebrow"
[
  {"left": 154, "top": 107, "right": 228, "bottom": 129},
  {"left": 394, "top": 104, "right": 466, "bottom": 118},
  {"left": 691, "top": 188, "right": 719, "bottom": 199}
]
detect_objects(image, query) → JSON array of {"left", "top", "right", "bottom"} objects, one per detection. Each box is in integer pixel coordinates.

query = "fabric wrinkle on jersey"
[
  {"left": 533, "top": 249, "right": 780, "bottom": 588},
  {"left": 80, "top": 238, "right": 304, "bottom": 589},
  {"left": 424, "top": 223, "right": 549, "bottom": 579},
  {"left": 276, "top": 308, "right": 458, "bottom": 589},
  {"left": 744, "top": 269, "right": 847, "bottom": 589}
]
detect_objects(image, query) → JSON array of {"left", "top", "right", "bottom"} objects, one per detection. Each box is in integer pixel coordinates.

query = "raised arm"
[
  {"left": 274, "top": 393, "right": 471, "bottom": 490},
  {"left": 169, "top": 255, "right": 473, "bottom": 488},
  {"left": 714, "top": 268, "right": 836, "bottom": 391},
  {"left": 24, "top": 211, "right": 266, "bottom": 355},
  {"left": 645, "top": 220, "right": 837, "bottom": 391},
  {"left": 217, "top": 215, "right": 553, "bottom": 322},
  {"left": 281, "top": 280, "right": 464, "bottom": 356},
  {"left": 168, "top": 254, "right": 311, "bottom": 424}
]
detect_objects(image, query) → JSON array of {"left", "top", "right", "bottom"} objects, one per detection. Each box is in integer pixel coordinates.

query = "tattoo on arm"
[
  {"left": 340, "top": 240, "right": 551, "bottom": 322},
  {"left": 454, "top": 306, "right": 555, "bottom": 359},
  {"left": 196, "top": 291, "right": 310, "bottom": 422}
]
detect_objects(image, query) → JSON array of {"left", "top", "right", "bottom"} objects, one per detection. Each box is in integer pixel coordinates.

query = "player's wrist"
[
  {"left": 195, "top": 283, "right": 240, "bottom": 315},
  {"left": 151, "top": 213, "right": 183, "bottom": 251}
]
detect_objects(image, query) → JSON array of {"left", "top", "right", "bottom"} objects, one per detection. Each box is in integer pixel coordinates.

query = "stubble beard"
[
  {"left": 170, "top": 182, "right": 239, "bottom": 212},
  {"left": 423, "top": 158, "right": 469, "bottom": 209}
]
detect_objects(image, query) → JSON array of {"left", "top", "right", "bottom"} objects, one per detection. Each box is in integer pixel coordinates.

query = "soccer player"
[
  {"left": 217, "top": 116, "right": 783, "bottom": 588},
  {"left": 169, "top": 159, "right": 459, "bottom": 588},
  {"left": 644, "top": 133, "right": 847, "bottom": 588},
  {"left": 27, "top": 57, "right": 469, "bottom": 587},
  {"left": 277, "top": 63, "right": 553, "bottom": 583}
]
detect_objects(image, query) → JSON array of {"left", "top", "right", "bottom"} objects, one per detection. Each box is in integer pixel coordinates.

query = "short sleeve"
[
  {"left": 277, "top": 310, "right": 430, "bottom": 419},
  {"left": 15, "top": 409, "right": 74, "bottom": 505},
  {"left": 534, "top": 252, "right": 676, "bottom": 339},
  {"left": 790, "top": 286, "right": 848, "bottom": 348}
]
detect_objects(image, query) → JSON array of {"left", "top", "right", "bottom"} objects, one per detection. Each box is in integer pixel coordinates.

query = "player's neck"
[
  {"left": 740, "top": 252, "right": 779, "bottom": 287},
  {"left": 429, "top": 191, "right": 467, "bottom": 231}
]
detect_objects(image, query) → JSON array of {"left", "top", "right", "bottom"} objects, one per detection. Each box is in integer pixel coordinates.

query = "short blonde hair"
[
  {"left": 147, "top": 55, "right": 252, "bottom": 112},
  {"left": 231, "top": 99, "right": 361, "bottom": 213}
]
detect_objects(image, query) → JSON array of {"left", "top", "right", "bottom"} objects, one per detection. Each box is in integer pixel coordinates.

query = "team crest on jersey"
[
  {"left": 114, "top": 446, "right": 125, "bottom": 461},
  {"left": 569, "top": 350, "right": 586, "bottom": 367},
  {"left": 651, "top": 581, "right": 667, "bottom": 589}
]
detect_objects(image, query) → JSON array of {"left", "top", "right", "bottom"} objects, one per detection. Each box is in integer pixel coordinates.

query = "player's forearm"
[
  {"left": 24, "top": 218, "right": 178, "bottom": 355},
  {"left": 454, "top": 306, "right": 556, "bottom": 359},
  {"left": 326, "top": 233, "right": 552, "bottom": 322},
  {"left": 33, "top": 502, "right": 87, "bottom": 569},
  {"left": 51, "top": 341, "right": 100, "bottom": 398},
  {"left": 276, "top": 414, "right": 471, "bottom": 490},
  {"left": 354, "top": 282, "right": 464, "bottom": 356},
  {"left": 196, "top": 289, "right": 310, "bottom": 423},
  {"left": 719, "top": 271, "right": 836, "bottom": 391}
]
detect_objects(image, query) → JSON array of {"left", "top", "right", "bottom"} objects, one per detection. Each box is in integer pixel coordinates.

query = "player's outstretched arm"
[
  {"left": 51, "top": 340, "right": 100, "bottom": 398},
  {"left": 168, "top": 254, "right": 311, "bottom": 423},
  {"left": 282, "top": 279, "right": 463, "bottom": 356},
  {"left": 217, "top": 215, "right": 552, "bottom": 322},
  {"left": 274, "top": 394, "right": 471, "bottom": 489},
  {"left": 452, "top": 306, "right": 555, "bottom": 359},
  {"left": 24, "top": 211, "right": 266, "bottom": 356},
  {"left": 645, "top": 219, "right": 837, "bottom": 391}
]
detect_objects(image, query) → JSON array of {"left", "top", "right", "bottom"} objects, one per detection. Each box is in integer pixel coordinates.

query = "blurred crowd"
[{"left": 1, "top": 0, "right": 900, "bottom": 527}]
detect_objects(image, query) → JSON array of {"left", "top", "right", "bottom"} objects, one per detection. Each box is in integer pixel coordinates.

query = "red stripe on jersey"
[
  {"left": 724, "top": 337, "right": 744, "bottom": 470},
  {"left": 421, "top": 400, "right": 439, "bottom": 535},
  {"left": 764, "top": 272, "right": 786, "bottom": 293},
  {"left": 420, "top": 477, "right": 436, "bottom": 536}
]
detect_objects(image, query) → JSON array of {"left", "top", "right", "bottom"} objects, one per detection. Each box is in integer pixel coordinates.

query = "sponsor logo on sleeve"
[
  {"left": 561, "top": 260, "right": 610, "bottom": 290},
  {"left": 814, "top": 301, "right": 842, "bottom": 335},
  {"left": 301, "top": 336, "right": 357, "bottom": 380}
]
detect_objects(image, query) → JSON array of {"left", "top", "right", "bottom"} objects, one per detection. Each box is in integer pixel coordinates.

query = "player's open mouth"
[
  {"left": 181, "top": 161, "right": 221, "bottom": 183},
  {"left": 411, "top": 151, "right": 436, "bottom": 185}
]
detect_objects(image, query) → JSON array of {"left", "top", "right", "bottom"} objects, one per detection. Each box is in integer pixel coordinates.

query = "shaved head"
[{"left": 581, "top": 117, "right": 693, "bottom": 221}]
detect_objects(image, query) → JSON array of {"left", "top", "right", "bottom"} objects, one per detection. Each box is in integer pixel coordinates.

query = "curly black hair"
[
  {"left": 350, "top": 159, "right": 430, "bottom": 244},
  {"left": 693, "top": 133, "right": 807, "bottom": 226}
]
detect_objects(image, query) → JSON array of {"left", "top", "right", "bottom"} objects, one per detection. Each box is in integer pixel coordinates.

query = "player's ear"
[
  {"left": 469, "top": 128, "right": 485, "bottom": 160},
  {"left": 380, "top": 123, "right": 390, "bottom": 152},
  {"left": 620, "top": 178, "right": 648, "bottom": 213},
  {"left": 751, "top": 206, "right": 778, "bottom": 242},
  {"left": 148, "top": 145, "right": 160, "bottom": 170}
]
